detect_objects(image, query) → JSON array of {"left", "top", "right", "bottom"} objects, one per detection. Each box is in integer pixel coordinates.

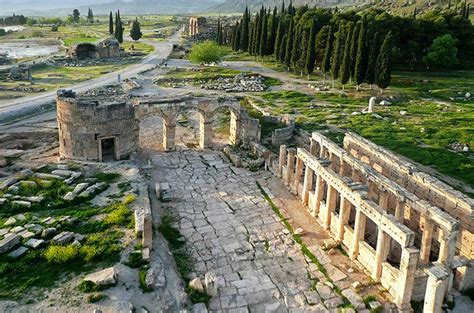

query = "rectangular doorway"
[{"left": 99, "top": 137, "right": 117, "bottom": 162}]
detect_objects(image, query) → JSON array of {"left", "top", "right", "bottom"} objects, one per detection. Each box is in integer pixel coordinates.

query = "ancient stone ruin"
[
  {"left": 57, "top": 91, "right": 261, "bottom": 162},
  {"left": 0, "top": 64, "right": 31, "bottom": 82},
  {"left": 269, "top": 131, "right": 473, "bottom": 312},
  {"left": 188, "top": 17, "right": 208, "bottom": 37},
  {"left": 66, "top": 37, "right": 122, "bottom": 60}
]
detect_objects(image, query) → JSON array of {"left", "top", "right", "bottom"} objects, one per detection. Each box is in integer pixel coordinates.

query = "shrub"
[
  {"left": 188, "top": 41, "right": 226, "bottom": 65},
  {"left": 125, "top": 251, "right": 147, "bottom": 268},
  {"left": 123, "top": 194, "right": 137, "bottom": 205},
  {"left": 95, "top": 173, "right": 121, "bottom": 183},
  {"left": 87, "top": 293, "right": 106, "bottom": 303},
  {"left": 78, "top": 280, "right": 101, "bottom": 293},
  {"left": 31, "top": 30, "right": 43, "bottom": 38},
  {"left": 0, "top": 29, "right": 6, "bottom": 37},
  {"left": 105, "top": 203, "right": 131, "bottom": 226},
  {"left": 139, "top": 267, "right": 152, "bottom": 292},
  {"left": 44, "top": 245, "right": 80, "bottom": 264}
]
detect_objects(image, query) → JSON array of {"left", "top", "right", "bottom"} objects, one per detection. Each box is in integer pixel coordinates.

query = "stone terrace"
[{"left": 151, "top": 150, "right": 351, "bottom": 312}]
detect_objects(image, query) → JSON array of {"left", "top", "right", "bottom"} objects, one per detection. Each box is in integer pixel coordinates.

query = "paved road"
[{"left": 0, "top": 31, "right": 181, "bottom": 120}]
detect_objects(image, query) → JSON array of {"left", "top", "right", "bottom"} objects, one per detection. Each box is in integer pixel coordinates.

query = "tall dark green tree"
[
  {"left": 340, "top": 23, "right": 354, "bottom": 90},
  {"left": 321, "top": 26, "right": 333, "bottom": 81},
  {"left": 130, "top": 18, "right": 143, "bottom": 41},
  {"left": 354, "top": 17, "right": 368, "bottom": 90},
  {"left": 375, "top": 32, "right": 394, "bottom": 93},
  {"left": 259, "top": 12, "right": 268, "bottom": 58},
  {"left": 305, "top": 18, "right": 317, "bottom": 78},
  {"left": 279, "top": 33, "right": 288, "bottom": 63},
  {"left": 72, "top": 9, "right": 80, "bottom": 23},
  {"left": 240, "top": 7, "right": 250, "bottom": 52},
  {"left": 284, "top": 18, "right": 295, "bottom": 68},
  {"left": 314, "top": 26, "right": 329, "bottom": 67},
  {"left": 349, "top": 22, "right": 360, "bottom": 81},
  {"left": 87, "top": 8, "right": 94, "bottom": 23},
  {"left": 330, "top": 22, "right": 345, "bottom": 85},
  {"left": 274, "top": 17, "right": 285, "bottom": 58},
  {"left": 365, "top": 32, "right": 380, "bottom": 89},
  {"left": 109, "top": 12, "right": 114, "bottom": 35},
  {"left": 291, "top": 24, "right": 302, "bottom": 71},
  {"left": 216, "top": 18, "right": 223, "bottom": 45},
  {"left": 267, "top": 7, "right": 279, "bottom": 55}
]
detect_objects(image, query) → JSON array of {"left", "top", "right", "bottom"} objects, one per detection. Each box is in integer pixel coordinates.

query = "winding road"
[{"left": 0, "top": 31, "right": 181, "bottom": 120}]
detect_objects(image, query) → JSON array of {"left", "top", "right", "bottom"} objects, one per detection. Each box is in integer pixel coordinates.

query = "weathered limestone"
[
  {"left": 83, "top": 267, "right": 117, "bottom": 286},
  {"left": 423, "top": 265, "right": 449, "bottom": 313},
  {"left": 0, "top": 234, "right": 20, "bottom": 254},
  {"left": 273, "top": 130, "right": 471, "bottom": 311}
]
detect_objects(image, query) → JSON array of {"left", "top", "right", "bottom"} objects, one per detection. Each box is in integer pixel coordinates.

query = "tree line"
[{"left": 226, "top": 1, "right": 474, "bottom": 91}]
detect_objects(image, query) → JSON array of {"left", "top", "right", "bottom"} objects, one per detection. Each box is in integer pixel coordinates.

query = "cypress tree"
[
  {"left": 252, "top": 12, "right": 261, "bottom": 55},
  {"left": 279, "top": 34, "right": 288, "bottom": 63},
  {"left": 365, "top": 32, "right": 380, "bottom": 88},
  {"left": 130, "top": 18, "right": 143, "bottom": 41},
  {"left": 314, "top": 25, "right": 329, "bottom": 67},
  {"left": 340, "top": 23, "right": 354, "bottom": 90},
  {"left": 281, "top": 0, "right": 286, "bottom": 14},
  {"left": 240, "top": 7, "right": 250, "bottom": 51},
  {"left": 321, "top": 26, "right": 333, "bottom": 81},
  {"left": 291, "top": 24, "right": 302, "bottom": 71},
  {"left": 267, "top": 7, "right": 278, "bottom": 55},
  {"left": 259, "top": 12, "right": 268, "bottom": 58},
  {"left": 330, "top": 22, "right": 344, "bottom": 85},
  {"left": 284, "top": 18, "right": 294, "bottom": 68},
  {"left": 354, "top": 17, "right": 368, "bottom": 90},
  {"left": 109, "top": 11, "right": 114, "bottom": 35},
  {"left": 248, "top": 19, "right": 255, "bottom": 54},
  {"left": 216, "top": 18, "right": 221, "bottom": 44},
  {"left": 117, "top": 20, "right": 124, "bottom": 43},
  {"left": 375, "top": 32, "right": 393, "bottom": 93},
  {"left": 274, "top": 17, "right": 285, "bottom": 58},
  {"left": 305, "top": 18, "right": 317, "bottom": 78},
  {"left": 349, "top": 22, "right": 360, "bottom": 81},
  {"left": 87, "top": 8, "right": 94, "bottom": 23}
]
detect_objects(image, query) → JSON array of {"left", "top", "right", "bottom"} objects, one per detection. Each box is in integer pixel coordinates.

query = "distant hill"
[
  {"left": 207, "top": 0, "right": 362, "bottom": 13},
  {"left": 0, "top": 0, "right": 226, "bottom": 17}
]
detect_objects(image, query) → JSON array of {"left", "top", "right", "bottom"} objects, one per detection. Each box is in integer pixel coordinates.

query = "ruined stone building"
[
  {"left": 0, "top": 64, "right": 31, "bottom": 81},
  {"left": 66, "top": 37, "right": 122, "bottom": 60},
  {"left": 274, "top": 132, "right": 473, "bottom": 312},
  {"left": 188, "top": 17, "right": 208, "bottom": 36},
  {"left": 56, "top": 92, "right": 260, "bottom": 162}
]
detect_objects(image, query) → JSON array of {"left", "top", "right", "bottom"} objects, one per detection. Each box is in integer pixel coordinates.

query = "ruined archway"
[{"left": 75, "top": 43, "right": 98, "bottom": 60}]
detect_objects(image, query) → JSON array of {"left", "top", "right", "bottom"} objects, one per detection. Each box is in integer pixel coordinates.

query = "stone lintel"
[{"left": 425, "top": 264, "right": 449, "bottom": 281}]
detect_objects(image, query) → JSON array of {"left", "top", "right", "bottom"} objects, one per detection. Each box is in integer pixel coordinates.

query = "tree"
[
  {"left": 116, "top": 20, "right": 124, "bottom": 43},
  {"left": 188, "top": 41, "right": 226, "bottom": 65},
  {"left": 130, "top": 18, "right": 143, "bottom": 41},
  {"left": 314, "top": 26, "right": 329, "bottom": 67},
  {"left": 267, "top": 7, "right": 279, "bottom": 55},
  {"left": 284, "top": 18, "right": 295, "bottom": 68},
  {"left": 354, "top": 18, "right": 368, "bottom": 90},
  {"left": 259, "top": 13, "right": 268, "bottom": 58},
  {"left": 349, "top": 22, "right": 360, "bottom": 81},
  {"left": 305, "top": 18, "right": 317, "bottom": 78},
  {"left": 365, "top": 32, "right": 380, "bottom": 89},
  {"left": 423, "top": 34, "right": 458, "bottom": 68},
  {"left": 240, "top": 7, "right": 250, "bottom": 51},
  {"left": 330, "top": 22, "right": 344, "bottom": 85},
  {"left": 340, "top": 23, "right": 354, "bottom": 90},
  {"left": 321, "top": 26, "right": 333, "bottom": 81},
  {"left": 72, "top": 9, "right": 80, "bottom": 23},
  {"left": 279, "top": 34, "right": 288, "bottom": 63},
  {"left": 274, "top": 17, "right": 285, "bottom": 58},
  {"left": 109, "top": 12, "right": 114, "bottom": 35},
  {"left": 375, "top": 32, "right": 394, "bottom": 93},
  {"left": 87, "top": 8, "right": 94, "bottom": 23}
]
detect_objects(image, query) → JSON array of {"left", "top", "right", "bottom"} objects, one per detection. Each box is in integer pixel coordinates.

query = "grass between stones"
[
  {"left": 158, "top": 210, "right": 211, "bottom": 305},
  {"left": 256, "top": 182, "right": 352, "bottom": 309}
]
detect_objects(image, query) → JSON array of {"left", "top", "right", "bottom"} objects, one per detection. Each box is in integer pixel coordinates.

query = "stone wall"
[
  {"left": 343, "top": 133, "right": 474, "bottom": 261},
  {"left": 270, "top": 131, "right": 472, "bottom": 312},
  {"left": 57, "top": 90, "right": 138, "bottom": 162}
]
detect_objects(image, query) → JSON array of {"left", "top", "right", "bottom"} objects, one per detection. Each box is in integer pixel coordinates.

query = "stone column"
[
  {"left": 350, "top": 208, "right": 366, "bottom": 260},
  {"left": 373, "top": 228, "right": 389, "bottom": 281},
  {"left": 320, "top": 145, "right": 327, "bottom": 159},
  {"left": 378, "top": 190, "right": 389, "bottom": 211},
  {"left": 301, "top": 166, "right": 314, "bottom": 205},
  {"left": 199, "top": 115, "right": 213, "bottom": 149},
  {"left": 394, "top": 200, "right": 405, "bottom": 221},
  {"left": 313, "top": 176, "right": 325, "bottom": 217},
  {"left": 163, "top": 120, "right": 176, "bottom": 151},
  {"left": 285, "top": 148, "right": 296, "bottom": 187},
  {"left": 396, "top": 247, "right": 419, "bottom": 312},
  {"left": 229, "top": 110, "right": 240, "bottom": 145},
  {"left": 423, "top": 266, "right": 449, "bottom": 313},
  {"left": 324, "top": 185, "right": 337, "bottom": 230},
  {"left": 438, "top": 229, "right": 458, "bottom": 266},
  {"left": 309, "top": 139, "right": 318, "bottom": 156},
  {"left": 293, "top": 157, "right": 304, "bottom": 195},
  {"left": 419, "top": 218, "right": 434, "bottom": 264},
  {"left": 278, "top": 145, "right": 287, "bottom": 178},
  {"left": 337, "top": 197, "right": 351, "bottom": 242}
]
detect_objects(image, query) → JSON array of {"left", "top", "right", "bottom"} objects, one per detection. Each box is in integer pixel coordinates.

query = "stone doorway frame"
[{"left": 98, "top": 136, "right": 119, "bottom": 162}]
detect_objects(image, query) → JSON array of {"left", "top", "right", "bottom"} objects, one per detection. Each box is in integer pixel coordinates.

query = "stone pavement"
[{"left": 152, "top": 150, "right": 350, "bottom": 312}]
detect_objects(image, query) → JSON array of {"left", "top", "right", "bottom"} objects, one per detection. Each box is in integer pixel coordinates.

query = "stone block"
[
  {"left": 0, "top": 234, "right": 20, "bottom": 253},
  {"left": 7, "top": 246, "right": 28, "bottom": 259},
  {"left": 205, "top": 271, "right": 218, "bottom": 296},
  {"left": 11, "top": 200, "right": 31, "bottom": 208},
  {"left": 83, "top": 267, "right": 117, "bottom": 286},
  {"left": 25, "top": 238, "right": 45, "bottom": 249},
  {"left": 52, "top": 231, "right": 74, "bottom": 245}
]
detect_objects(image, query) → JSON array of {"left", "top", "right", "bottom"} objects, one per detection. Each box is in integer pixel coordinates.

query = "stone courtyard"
[{"left": 147, "top": 149, "right": 375, "bottom": 312}]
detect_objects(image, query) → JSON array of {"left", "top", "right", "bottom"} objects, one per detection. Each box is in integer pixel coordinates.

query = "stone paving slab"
[{"left": 154, "top": 151, "right": 345, "bottom": 312}]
